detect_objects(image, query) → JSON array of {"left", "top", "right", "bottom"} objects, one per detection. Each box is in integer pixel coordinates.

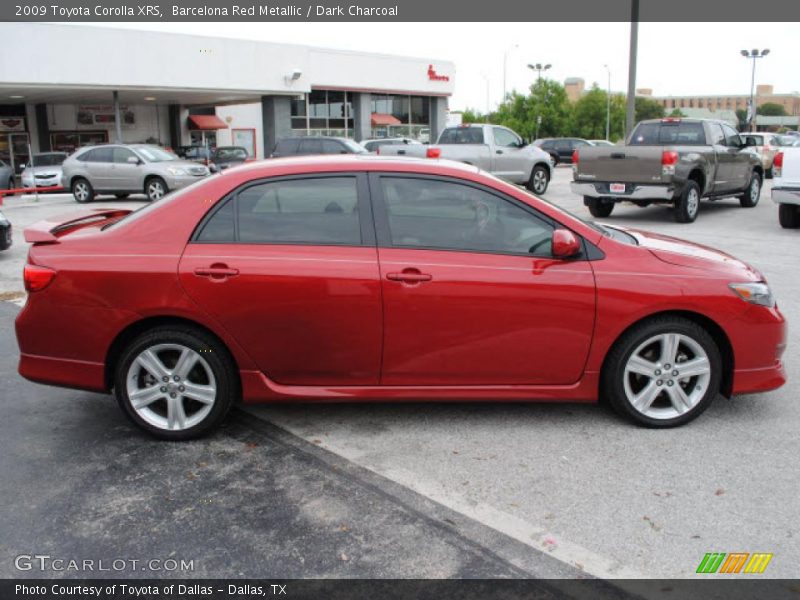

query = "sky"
[{"left": 84, "top": 22, "right": 798, "bottom": 111}]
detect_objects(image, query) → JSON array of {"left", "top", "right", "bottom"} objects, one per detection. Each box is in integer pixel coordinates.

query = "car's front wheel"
[
  {"left": 603, "top": 316, "right": 721, "bottom": 428},
  {"left": 114, "top": 326, "right": 236, "bottom": 440},
  {"left": 526, "top": 165, "right": 550, "bottom": 195},
  {"left": 145, "top": 177, "right": 168, "bottom": 202},
  {"left": 72, "top": 178, "right": 94, "bottom": 203}
]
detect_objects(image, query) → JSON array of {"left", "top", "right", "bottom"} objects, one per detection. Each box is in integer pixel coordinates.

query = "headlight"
[
  {"left": 166, "top": 167, "right": 188, "bottom": 176},
  {"left": 729, "top": 282, "right": 775, "bottom": 307}
]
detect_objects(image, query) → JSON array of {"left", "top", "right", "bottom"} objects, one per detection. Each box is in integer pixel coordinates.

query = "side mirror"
[
  {"left": 552, "top": 229, "right": 581, "bottom": 258},
  {"left": 127, "top": 156, "right": 141, "bottom": 165},
  {"left": 19, "top": 163, "right": 26, "bottom": 170}
]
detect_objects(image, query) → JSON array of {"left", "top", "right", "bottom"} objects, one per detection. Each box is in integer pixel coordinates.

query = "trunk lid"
[{"left": 574, "top": 145, "right": 666, "bottom": 183}]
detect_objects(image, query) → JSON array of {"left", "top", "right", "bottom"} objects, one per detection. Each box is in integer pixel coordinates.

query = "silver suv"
[{"left": 62, "top": 144, "right": 210, "bottom": 203}]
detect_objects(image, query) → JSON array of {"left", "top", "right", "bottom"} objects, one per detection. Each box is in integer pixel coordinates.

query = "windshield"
[
  {"left": 102, "top": 177, "right": 209, "bottom": 231},
  {"left": 135, "top": 146, "right": 179, "bottom": 162},
  {"left": 31, "top": 153, "right": 67, "bottom": 166},
  {"left": 214, "top": 147, "right": 248, "bottom": 161}
]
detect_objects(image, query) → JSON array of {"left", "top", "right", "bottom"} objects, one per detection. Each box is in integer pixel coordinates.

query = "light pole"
[
  {"left": 740, "top": 48, "right": 770, "bottom": 132},
  {"left": 481, "top": 72, "right": 490, "bottom": 122},
  {"left": 604, "top": 64, "right": 611, "bottom": 141},
  {"left": 625, "top": 0, "right": 639, "bottom": 139},
  {"left": 527, "top": 62, "right": 551, "bottom": 82},
  {"left": 502, "top": 44, "right": 519, "bottom": 103}
]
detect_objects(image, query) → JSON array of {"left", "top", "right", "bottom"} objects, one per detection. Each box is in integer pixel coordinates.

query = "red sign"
[{"left": 427, "top": 64, "right": 450, "bottom": 82}]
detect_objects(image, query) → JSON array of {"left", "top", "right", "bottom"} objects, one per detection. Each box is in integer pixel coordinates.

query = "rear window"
[
  {"left": 629, "top": 122, "right": 706, "bottom": 146},
  {"left": 438, "top": 127, "right": 485, "bottom": 144}
]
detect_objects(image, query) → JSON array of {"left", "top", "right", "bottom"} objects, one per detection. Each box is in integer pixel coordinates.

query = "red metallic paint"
[{"left": 15, "top": 156, "right": 787, "bottom": 405}]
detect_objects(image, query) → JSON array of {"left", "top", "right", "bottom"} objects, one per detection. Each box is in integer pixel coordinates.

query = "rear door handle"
[
  {"left": 386, "top": 269, "right": 432, "bottom": 284},
  {"left": 194, "top": 264, "right": 239, "bottom": 279}
]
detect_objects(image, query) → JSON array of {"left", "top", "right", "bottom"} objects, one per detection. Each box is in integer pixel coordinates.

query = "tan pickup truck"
[{"left": 570, "top": 118, "right": 764, "bottom": 223}]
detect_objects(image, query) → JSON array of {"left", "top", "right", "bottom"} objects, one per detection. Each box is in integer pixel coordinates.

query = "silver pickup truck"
[
  {"left": 378, "top": 124, "right": 554, "bottom": 194},
  {"left": 571, "top": 118, "right": 763, "bottom": 223}
]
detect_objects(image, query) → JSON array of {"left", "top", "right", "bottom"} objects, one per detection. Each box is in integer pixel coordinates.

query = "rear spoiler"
[{"left": 24, "top": 208, "right": 132, "bottom": 244}]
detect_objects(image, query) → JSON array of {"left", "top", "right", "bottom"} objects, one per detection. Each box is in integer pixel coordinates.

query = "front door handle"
[
  {"left": 194, "top": 263, "right": 239, "bottom": 279},
  {"left": 386, "top": 269, "right": 432, "bottom": 284}
]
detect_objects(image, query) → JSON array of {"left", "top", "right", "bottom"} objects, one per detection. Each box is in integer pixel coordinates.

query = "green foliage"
[
  {"left": 669, "top": 108, "right": 686, "bottom": 117},
  {"left": 492, "top": 79, "right": 572, "bottom": 140},
  {"left": 634, "top": 96, "right": 666, "bottom": 122},
  {"left": 757, "top": 102, "right": 787, "bottom": 116},
  {"left": 460, "top": 108, "right": 486, "bottom": 124}
]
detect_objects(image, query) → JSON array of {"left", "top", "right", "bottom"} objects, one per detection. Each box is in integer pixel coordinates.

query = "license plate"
[{"left": 609, "top": 183, "right": 626, "bottom": 193}]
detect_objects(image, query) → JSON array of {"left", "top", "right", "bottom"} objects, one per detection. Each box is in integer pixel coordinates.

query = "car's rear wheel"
[
  {"left": 674, "top": 180, "right": 700, "bottom": 223},
  {"left": 115, "top": 193, "right": 129, "bottom": 199},
  {"left": 779, "top": 203, "right": 800, "bottom": 229},
  {"left": 145, "top": 177, "right": 168, "bottom": 202},
  {"left": 114, "top": 326, "right": 236, "bottom": 440},
  {"left": 738, "top": 172, "right": 761, "bottom": 208},
  {"left": 71, "top": 178, "right": 94, "bottom": 203},
  {"left": 603, "top": 316, "right": 721, "bottom": 428},
  {"left": 6, "top": 177, "right": 14, "bottom": 195},
  {"left": 526, "top": 165, "right": 550, "bottom": 195},
  {"left": 585, "top": 197, "right": 614, "bottom": 218}
]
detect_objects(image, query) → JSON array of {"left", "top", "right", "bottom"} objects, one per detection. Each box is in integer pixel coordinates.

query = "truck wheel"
[
  {"left": 585, "top": 197, "right": 614, "bottom": 218},
  {"left": 526, "top": 165, "right": 550, "bottom": 194},
  {"left": 674, "top": 181, "right": 700, "bottom": 223},
  {"left": 779, "top": 204, "right": 800, "bottom": 229},
  {"left": 738, "top": 172, "right": 761, "bottom": 208}
]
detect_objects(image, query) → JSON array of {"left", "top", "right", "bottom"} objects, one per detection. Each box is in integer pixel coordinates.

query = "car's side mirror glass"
[{"left": 551, "top": 229, "right": 581, "bottom": 258}]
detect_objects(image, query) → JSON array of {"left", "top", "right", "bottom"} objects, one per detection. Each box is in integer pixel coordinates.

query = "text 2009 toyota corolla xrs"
[{"left": 15, "top": 156, "right": 786, "bottom": 440}]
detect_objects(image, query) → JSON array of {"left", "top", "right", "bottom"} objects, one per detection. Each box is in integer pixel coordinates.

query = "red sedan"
[{"left": 15, "top": 156, "right": 786, "bottom": 439}]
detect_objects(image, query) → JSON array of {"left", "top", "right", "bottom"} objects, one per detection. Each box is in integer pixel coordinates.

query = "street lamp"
[
  {"left": 604, "top": 64, "right": 611, "bottom": 141},
  {"left": 502, "top": 44, "right": 519, "bottom": 102},
  {"left": 740, "top": 48, "right": 770, "bottom": 132},
  {"left": 527, "top": 63, "right": 552, "bottom": 81}
]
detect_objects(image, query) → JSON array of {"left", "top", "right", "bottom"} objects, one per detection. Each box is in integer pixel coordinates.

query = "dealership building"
[{"left": 0, "top": 23, "right": 454, "bottom": 173}]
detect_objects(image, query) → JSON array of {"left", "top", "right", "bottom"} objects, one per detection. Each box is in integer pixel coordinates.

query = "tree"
[
  {"left": 634, "top": 96, "right": 666, "bottom": 122},
  {"left": 757, "top": 102, "right": 786, "bottom": 116},
  {"left": 669, "top": 108, "right": 686, "bottom": 117},
  {"left": 460, "top": 108, "right": 486, "bottom": 124},
  {"left": 493, "top": 79, "right": 572, "bottom": 140},
  {"left": 735, "top": 109, "right": 748, "bottom": 131}
]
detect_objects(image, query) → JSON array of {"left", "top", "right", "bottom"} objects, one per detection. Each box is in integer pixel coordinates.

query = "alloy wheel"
[
  {"left": 622, "top": 332, "right": 711, "bottom": 420},
  {"left": 125, "top": 343, "right": 216, "bottom": 431},
  {"left": 533, "top": 169, "right": 547, "bottom": 193},
  {"left": 686, "top": 188, "right": 699, "bottom": 219},
  {"left": 750, "top": 178, "right": 760, "bottom": 204},
  {"left": 74, "top": 182, "right": 89, "bottom": 201},
  {"left": 148, "top": 180, "right": 165, "bottom": 201}
]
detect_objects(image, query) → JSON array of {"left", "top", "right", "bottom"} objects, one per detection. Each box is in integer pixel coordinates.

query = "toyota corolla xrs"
[{"left": 15, "top": 156, "right": 786, "bottom": 439}]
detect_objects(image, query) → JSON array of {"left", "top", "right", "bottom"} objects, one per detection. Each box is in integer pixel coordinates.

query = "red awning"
[
  {"left": 188, "top": 115, "right": 229, "bottom": 130},
  {"left": 371, "top": 113, "right": 402, "bottom": 127}
]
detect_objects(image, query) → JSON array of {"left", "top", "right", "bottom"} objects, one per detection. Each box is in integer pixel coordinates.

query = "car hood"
[{"left": 623, "top": 227, "right": 762, "bottom": 281}]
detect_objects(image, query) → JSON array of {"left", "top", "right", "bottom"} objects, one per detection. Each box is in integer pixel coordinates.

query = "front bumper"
[
  {"left": 164, "top": 173, "right": 208, "bottom": 190},
  {"left": 571, "top": 181, "right": 674, "bottom": 200},
  {"left": 772, "top": 187, "right": 800, "bottom": 206}
]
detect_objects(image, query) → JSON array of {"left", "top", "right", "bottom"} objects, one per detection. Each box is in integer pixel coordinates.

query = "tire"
[
  {"left": 766, "top": 167, "right": 773, "bottom": 180},
  {"left": 602, "top": 316, "right": 722, "bottom": 428},
  {"left": 738, "top": 172, "right": 762, "bottom": 208},
  {"left": 145, "top": 176, "right": 168, "bottom": 202},
  {"left": 549, "top": 153, "right": 559, "bottom": 166},
  {"left": 674, "top": 180, "right": 700, "bottom": 223},
  {"left": 586, "top": 197, "right": 614, "bottom": 218},
  {"left": 115, "top": 193, "right": 130, "bottom": 199},
  {"left": 779, "top": 204, "right": 800, "bottom": 229},
  {"left": 526, "top": 165, "right": 550, "bottom": 195},
  {"left": 114, "top": 326, "right": 237, "bottom": 440},
  {"left": 5, "top": 178, "right": 14, "bottom": 196},
  {"left": 71, "top": 178, "right": 94, "bottom": 203}
]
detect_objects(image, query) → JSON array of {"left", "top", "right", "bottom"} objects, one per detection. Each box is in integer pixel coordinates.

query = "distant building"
[
  {"left": 564, "top": 78, "right": 585, "bottom": 103},
  {"left": 639, "top": 85, "right": 800, "bottom": 117}
]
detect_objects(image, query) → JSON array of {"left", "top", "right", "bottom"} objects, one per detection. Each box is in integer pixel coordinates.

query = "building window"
[{"left": 290, "top": 90, "right": 354, "bottom": 138}]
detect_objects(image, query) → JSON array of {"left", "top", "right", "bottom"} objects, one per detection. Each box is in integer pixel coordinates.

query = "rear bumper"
[
  {"left": 571, "top": 181, "right": 674, "bottom": 200},
  {"left": 19, "top": 353, "right": 107, "bottom": 393},
  {"left": 772, "top": 187, "right": 800, "bottom": 206}
]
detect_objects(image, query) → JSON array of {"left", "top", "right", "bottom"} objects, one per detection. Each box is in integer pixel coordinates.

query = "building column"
[
  {"left": 429, "top": 96, "right": 449, "bottom": 142},
  {"left": 261, "top": 95, "right": 292, "bottom": 157},
  {"left": 34, "top": 104, "right": 49, "bottom": 152},
  {"left": 168, "top": 104, "right": 182, "bottom": 150},
  {"left": 350, "top": 92, "right": 371, "bottom": 142}
]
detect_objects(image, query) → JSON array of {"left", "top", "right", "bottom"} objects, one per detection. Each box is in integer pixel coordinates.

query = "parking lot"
[{"left": 0, "top": 166, "right": 797, "bottom": 580}]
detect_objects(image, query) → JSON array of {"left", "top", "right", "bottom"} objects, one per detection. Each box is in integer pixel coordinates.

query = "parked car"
[
  {"left": 177, "top": 146, "right": 213, "bottom": 164},
  {"left": 571, "top": 118, "right": 762, "bottom": 223},
  {"left": 0, "top": 210, "right": 11, "bottom": 251},
  {"left": 62, "top": 144, "right": 210, "bottom": 203},
  {"left": 20, "top": 152, "right": 68, "bottom": 191},
  {"left": 16, "top": 155, "right": 786, "bottom": 439},
  {"left": 0, "top": 160, "right": 14, "bottom": 193},
  {"left": 741, "top": 132, "right": 782, "bottom": 178},
  {"left": 378, "top": 124, "right": 553, "bottom": 194},
  {"left": 211, "top": 146, "right": 251, "bottom": 171},
  {"left": 361, "top": 137, "right": 422, "bottom": 153},
  {"left": 771, "top": 149, "right": 800, "bottom": 228},
  {"left": 272, "top": 137, "right": 368, "bottom": 158},
  {"left": 533, "top": 138, "right": 592, "bottom": 164},
  {"left": 588, "top": 139, "right": 616, "bottom": 147}
]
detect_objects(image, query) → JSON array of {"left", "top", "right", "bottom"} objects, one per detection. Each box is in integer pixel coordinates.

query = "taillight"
[
  {"left": 376, "top": 146, "right": 381, "bottom": 155},
  {"left": 662, "top": 150, "right": 679, "bottom": 175},
  {"left": 773, "top": 151, "right": 783, "bottom": 177},
  {"left": 426, "top": 148, "right": 441, "bottom": 159},
  {"left": 572, "top": 150, "right": 579, "bottom": 165},
  {"left": 24, "top": 264, "right": 56, "bottom": 292}
]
